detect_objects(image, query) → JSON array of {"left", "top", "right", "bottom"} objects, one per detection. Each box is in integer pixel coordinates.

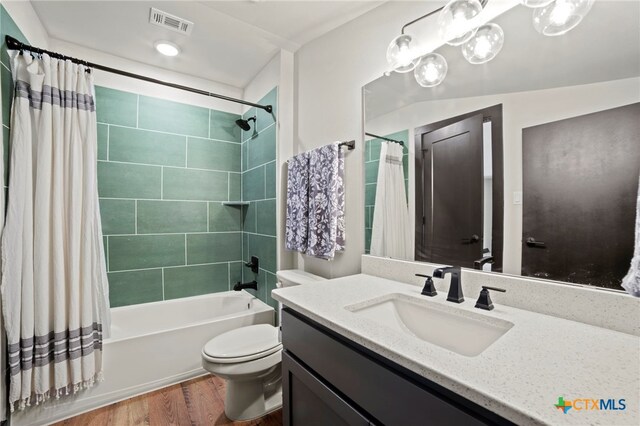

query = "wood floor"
[{"left": 53, "top": 375, "right": 282, "bottom": 426}]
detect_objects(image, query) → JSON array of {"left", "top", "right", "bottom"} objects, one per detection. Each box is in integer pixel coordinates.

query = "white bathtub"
[{"left": 12, "top": 291, "right": 275, "bottom": 426}]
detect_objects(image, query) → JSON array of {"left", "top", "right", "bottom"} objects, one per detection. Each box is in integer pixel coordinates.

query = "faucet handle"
[
  {"left": 475, "top": 286, "right": 506, "bottom": 311},
  {"left": 415, "top": 274, "right": 437, "bottom": 297}
]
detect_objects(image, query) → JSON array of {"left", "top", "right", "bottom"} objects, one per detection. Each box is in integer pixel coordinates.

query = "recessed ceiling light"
[{"left": 155, "top": 41, "right": 180, "bottom": 57}]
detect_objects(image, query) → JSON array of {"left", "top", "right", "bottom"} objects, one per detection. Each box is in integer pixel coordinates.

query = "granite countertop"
[{"left": 272, "top": 274, "right": 640, "bottom": 426}]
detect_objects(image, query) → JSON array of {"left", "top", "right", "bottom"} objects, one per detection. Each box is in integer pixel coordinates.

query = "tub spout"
[{"left": 234, "top": 280, "right": 258, "bottom": 291}]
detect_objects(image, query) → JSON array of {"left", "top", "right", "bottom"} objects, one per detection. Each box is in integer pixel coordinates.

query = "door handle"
[
  {"left": 461, "top": 234, "right": 480, "bottom": 244},
  {"left": 525, "top": 237, "right": 546, "bottom": 248}
]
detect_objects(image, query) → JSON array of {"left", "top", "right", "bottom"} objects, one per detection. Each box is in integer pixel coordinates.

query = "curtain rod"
[
  {"left": 365, "top": 132, "right": 404, "bottom": 146},
  {"left": 5, "top": 35, "right": 273, "bottom": 113}
]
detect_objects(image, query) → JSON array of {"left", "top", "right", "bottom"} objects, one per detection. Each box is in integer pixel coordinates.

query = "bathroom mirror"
[{"left": 363, "top": 1, "right": 640, "bottom": 291}]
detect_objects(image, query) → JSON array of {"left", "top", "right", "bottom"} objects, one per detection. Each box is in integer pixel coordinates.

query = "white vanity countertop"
[{"left": 272, "top": 274, "right": 640, "bottom": 426}]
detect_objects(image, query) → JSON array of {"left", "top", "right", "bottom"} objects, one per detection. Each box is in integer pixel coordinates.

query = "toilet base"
[{"left": 223, "top": 365, "right": 282, "bottom": 421}]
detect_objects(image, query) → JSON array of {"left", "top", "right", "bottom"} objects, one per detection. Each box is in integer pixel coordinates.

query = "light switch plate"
[{"left": 513, "top": 191, "right": 523, "bottom": 205}]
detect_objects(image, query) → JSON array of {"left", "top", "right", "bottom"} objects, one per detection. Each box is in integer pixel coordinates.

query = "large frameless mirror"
[{"left": 363, "top": 0, "right": 640, "bottom": 291}]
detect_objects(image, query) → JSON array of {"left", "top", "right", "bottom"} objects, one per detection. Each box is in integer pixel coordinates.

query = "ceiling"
[
  {"left": 30, "top": 0, "right": 385, "bottom": 88},
  {"left": 365, "top": 1, "right": 640, "bottom": 120}
]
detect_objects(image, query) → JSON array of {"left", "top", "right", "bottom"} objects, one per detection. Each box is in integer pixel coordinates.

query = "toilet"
[{"left": 201, "top": 269, "right": 327, "bottom": 421}]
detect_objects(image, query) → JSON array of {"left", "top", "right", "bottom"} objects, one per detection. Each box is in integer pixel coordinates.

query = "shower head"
[{"left": 235, "top": 116, "right": 256, "bottom": 131}]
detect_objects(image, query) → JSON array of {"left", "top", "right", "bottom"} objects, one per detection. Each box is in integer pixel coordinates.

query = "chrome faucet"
[{"left": 433, "top": 266, "right": 464, "bottom": 303}]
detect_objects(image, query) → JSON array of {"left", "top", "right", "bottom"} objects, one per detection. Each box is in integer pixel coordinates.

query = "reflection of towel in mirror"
[
  {"left": 285, "top": 152, "right": 310, "bottom": 252},
  {"left": 622, "top": 175, "right": 640, "bottom": 297},
  {"left": 306, "top": 143, "right": 345, "bottom": 259}
]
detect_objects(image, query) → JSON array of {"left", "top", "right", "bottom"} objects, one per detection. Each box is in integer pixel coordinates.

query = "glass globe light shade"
[
  {"left": 533, "top": 0, "right": 594, "bottom": 36},
  {"left": 414, "top": 53, "right": 448, "bottom": 87},
  {"left": 461, "top": 23, "right": 504, "bottom": 64},
  {"left": 519, "top": 0, "right": 555, "bottom": 8},
  {"left": 438, "top": 0, "right": 484, "bottom": 46},
  {"left": 386, "top": 34, "right": 419, "bottom": 73}
]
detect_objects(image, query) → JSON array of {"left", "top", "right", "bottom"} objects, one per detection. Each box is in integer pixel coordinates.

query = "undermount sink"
[{"left": 345, "top": 293, "right": 514, "bottom": 357}]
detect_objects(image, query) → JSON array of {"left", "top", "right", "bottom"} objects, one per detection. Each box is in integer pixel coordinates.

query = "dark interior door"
[
  {"left": 522, "top": 102, "right": 640, "bottom": 289},
  {"left": 420, "top": 114, "right": 484, "bottom": 267}
]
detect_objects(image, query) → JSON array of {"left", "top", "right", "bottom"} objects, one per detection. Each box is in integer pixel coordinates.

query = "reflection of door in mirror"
[
  {"left": 522, "top": 102, "right": 640, "bottom": 290},
  {"left": 415, "top": 105, "right": 503, "bottom": 270}
]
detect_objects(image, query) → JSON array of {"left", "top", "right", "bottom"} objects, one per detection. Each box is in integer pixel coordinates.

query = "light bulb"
[
  {"left": 461, "top": 23, "right": 504, "bottom": 64},
  {"left": 473, "top": 36, "right": 492, "bottom": 59},
  {"left": 533, "top": 0, "right": 594, "bottom": 36},
  {"left": 519, "top": 0, "right": 555, "bottom": 7},
  {"left": 386, "top": 34, "right": 419, "bottom": 73},
  {"left": 414, "top": 53, "right": 448, "bottom": 87},
  {"left": 155, "top": 41, "right": 180, "bottom": 57},
  {"left": 438, "top": 0, "right": 484, "bottom": 46}
]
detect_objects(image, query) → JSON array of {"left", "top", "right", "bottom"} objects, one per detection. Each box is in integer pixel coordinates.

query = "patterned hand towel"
[
  {"left": 285, "top": 152, "right": 310, "bottom": 252},
  {"left": 306, "top": 143, "right": 345, "bottom": 259}
]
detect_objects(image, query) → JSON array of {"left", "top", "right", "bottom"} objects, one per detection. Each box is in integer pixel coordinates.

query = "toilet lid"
[{"left": 203, "top": 324, "right": 280, "bottom": 361}]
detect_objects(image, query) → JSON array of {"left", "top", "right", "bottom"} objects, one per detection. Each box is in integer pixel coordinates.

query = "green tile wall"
[
  {"left": 96, "top": 85, "right": 246, "bottom": 306},
  {"left": 364, "top": 129, "right": 409, "bottom": 254},
  {"left": 1, "top": 5, "right": 27, "bottom": 206},
  {"left": 241, "top": 87, "right": 278, "bottom": 309}
]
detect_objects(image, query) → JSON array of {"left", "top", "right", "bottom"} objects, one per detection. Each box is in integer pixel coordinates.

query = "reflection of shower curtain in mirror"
[{"left": 370, "top": 142, "right": 411, "bottom": 259}]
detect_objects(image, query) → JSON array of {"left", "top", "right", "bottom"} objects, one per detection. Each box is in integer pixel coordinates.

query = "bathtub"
[{"left": 12, "top": 291, "right": 274, "bottom": 426}]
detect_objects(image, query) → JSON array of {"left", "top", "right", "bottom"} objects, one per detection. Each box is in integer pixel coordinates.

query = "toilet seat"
[{"left": 203, "top": 324, "right": 281, "bottom": 364}]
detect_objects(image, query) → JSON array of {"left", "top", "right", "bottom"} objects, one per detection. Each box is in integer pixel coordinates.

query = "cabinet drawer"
[
  {"left": 282, "top": 309, "right": 492, "bottom": 426},
  {"left": 283, "top": 351, "right": 370, "bottom": 426}
]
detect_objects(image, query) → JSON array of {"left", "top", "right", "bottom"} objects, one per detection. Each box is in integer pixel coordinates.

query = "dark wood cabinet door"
[
  {"left": 282, "top": 351, "right": 369, "bottom": 426},
  {"left": 522, "top": 102, "right": 640, "bottom": 288}
]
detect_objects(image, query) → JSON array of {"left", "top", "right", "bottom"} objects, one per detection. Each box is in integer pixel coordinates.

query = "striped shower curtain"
[{"left": 1, "top": 52, "right": 110, "bottom": 411}]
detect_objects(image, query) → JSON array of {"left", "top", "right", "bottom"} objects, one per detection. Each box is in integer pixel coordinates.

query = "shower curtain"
[
  {"left": 370, "top": 142, "right": 411, "bottom": 259},
  {"left": 622, "top": 175, "right": 640, "bottom": 297},
  {"left": 1, "top": 52, "right": 110, "bottom": 411}
]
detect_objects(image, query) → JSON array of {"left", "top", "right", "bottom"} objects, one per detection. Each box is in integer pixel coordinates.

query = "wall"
[
  {"left": 365, "top": 77, "right": 640, "bottom": 274},
  {"left": 96, "top": 86, "right": 246, "bottom": 307},
  {"left": 364, "top": 130, "right": 409, "bottom": 254}
]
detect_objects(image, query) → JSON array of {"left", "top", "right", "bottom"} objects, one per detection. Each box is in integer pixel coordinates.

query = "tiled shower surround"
[
  {"left": 364, "top": 130, "right": 409, "bottom": 254},
  {"left": 0, "top": 6, "right": 278, "bottom": 310},
  {"left": 240, "top": 87, "right": 278, "bottom": 310},
  {"left": 96, "top": 87, "right": 278, "bottom": 308}
]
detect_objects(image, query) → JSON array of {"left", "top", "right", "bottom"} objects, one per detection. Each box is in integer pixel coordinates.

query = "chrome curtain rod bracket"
[
  {"left": 5, "top": 35, "right": 273, "bottom": 114},
  {"left": 365, "top": 132, "right": 404, "bottom": 146},
  {"left": 400, "top": 0, "right": 489, "bottom": 34},
  {"left": 339, "top": 140, "right": 356, "bottom": 150}
]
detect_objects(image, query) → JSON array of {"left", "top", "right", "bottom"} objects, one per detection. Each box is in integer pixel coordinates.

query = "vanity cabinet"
[{"left": 281, "top": 308, "right": 513, "bottom": 426}]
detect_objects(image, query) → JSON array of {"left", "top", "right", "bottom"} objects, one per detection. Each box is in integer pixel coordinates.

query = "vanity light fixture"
[
  {"left": 414, "top": 53, "right": 448, "bottom": 87},
  {"left": 438, "top": 0, "right": 486, "bottom": 46},
  {"left": 461, "top": 23, "right": 504, "bottom": 64},
  {"left": 519, "top": 0, "right": 555, "bottom": 7},
  {"left": 386, "top": 34, "right": 419, "bottom": 73},
  {"left": 387, "top": 0, "right": 593, "bottom": 87},
  {"left": 532, "top": 0, "right": 595, "bottom": 36},
  {"left": 154, "top": 41, "right": 180, "bottom": 57}
]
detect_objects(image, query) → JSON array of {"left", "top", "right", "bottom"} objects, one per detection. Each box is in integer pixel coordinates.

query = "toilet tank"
[
  {"left": 276, "top": 269, "right": 327, "bottom": 288},
  {"left": 275, "top": 270, "right": 327, "bottom": 331}
]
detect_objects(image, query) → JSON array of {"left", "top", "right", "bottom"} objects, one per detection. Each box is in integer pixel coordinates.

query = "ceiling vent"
[{"left": 149, "top": 7, "right": 194, "bottom": 35}]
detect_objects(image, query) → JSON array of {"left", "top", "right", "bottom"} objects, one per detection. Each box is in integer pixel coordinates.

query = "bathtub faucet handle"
[
  {"left": 244, "top": 256, "right": 259, "bottom": 274},
  {"left": 234, "top": 280, "right": 258, "bottom": 292}
]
